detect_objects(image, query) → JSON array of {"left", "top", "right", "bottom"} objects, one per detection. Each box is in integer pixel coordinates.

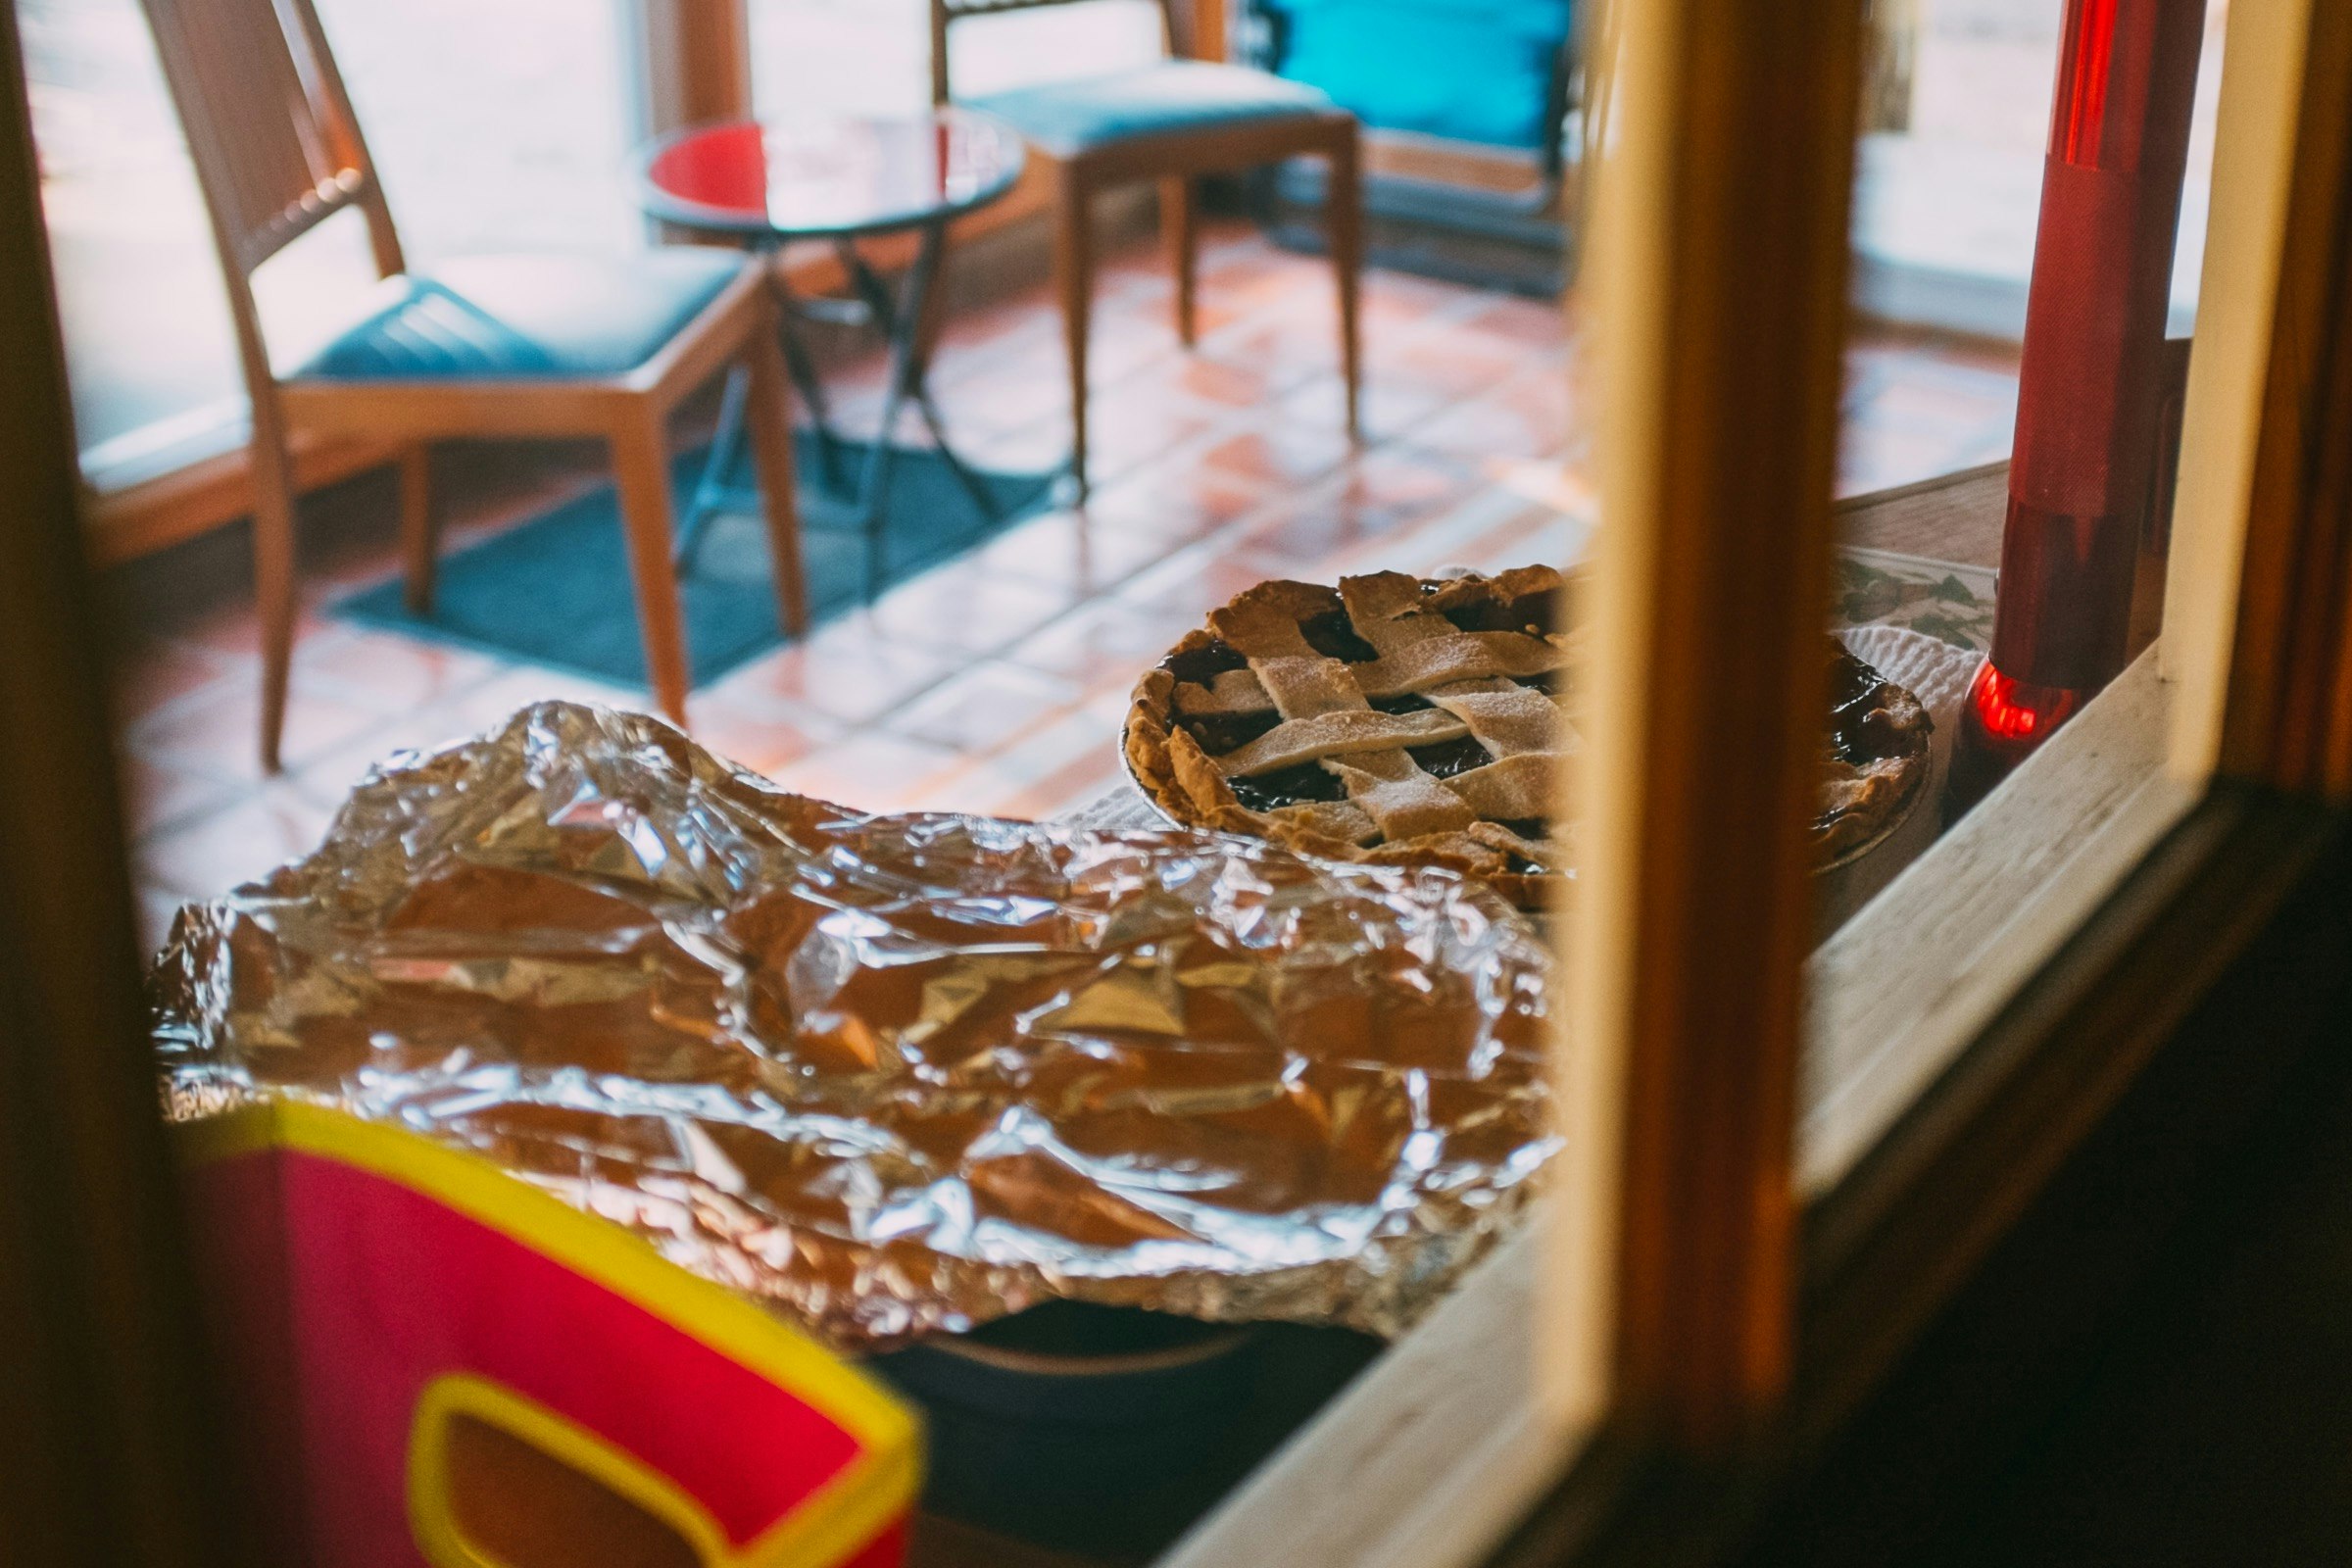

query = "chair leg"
[
  {"left": 1326, "top": 121, "right": 1365, "bottom": 442},
  {"left": 398, "top": 443, "right": 438, "bottom": 613},
  {"left": 742, "top": 299, "right": 809, "bottom": 639},
  {"left": 1161, "top": 174, "right": 1198, "bottom": 348},
  {"left": 608, "top": 411, "right": 694, "bottom": 728},
  {"left": 1052, "top": 160, "right": 1096, "bottom": 500},
  {"left": 250, "top": 431, "right": 301, "bottom": 774}
]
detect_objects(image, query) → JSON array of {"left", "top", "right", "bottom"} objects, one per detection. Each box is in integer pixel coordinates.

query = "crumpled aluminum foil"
[{"left": 152, "top": 703, "right": 1557, "bottom": 1351}]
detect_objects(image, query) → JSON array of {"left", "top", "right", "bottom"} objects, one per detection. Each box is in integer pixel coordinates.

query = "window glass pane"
[
  {"left": 1806, "top": 0, "right": 2233, "bottom": 1190},
  {"left": 20, "top": 0, "right": 638, "bottom": 482},
  {"left": 20, "top": 0, "right": 239, "bottom": 463},
  {"left": 952, "top": 0, "right": 1164, "bottom": 97},
  {"left": 312, "top": 0, "right": 640, "bottom": 261},
  {"left": 747, "top": 0, "right": 1166, "bottom": 115},
  {"left": 1853, "top": 0, "right": 2222, "bottom": 354},
  {"left": 751, "top": 0, "right": 932, "bottom": 116}
]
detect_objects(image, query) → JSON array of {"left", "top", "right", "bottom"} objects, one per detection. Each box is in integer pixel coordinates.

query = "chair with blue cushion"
[
  {"left": 930, "top": 0, "right": 1363, "bottom": 497},
  {"left": 1257, "top": 0, "right": 1574, "bottom": 166},
  {"left": 1251, "top": 0, "right": 1578, "bottom": 291},
  {"left": 137, "top": 0, "right": 807, "bottom": 771}
]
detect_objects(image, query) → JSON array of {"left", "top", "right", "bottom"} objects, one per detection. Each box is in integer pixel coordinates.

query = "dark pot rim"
[{"left": 912, "top": 1320, "right": 1262, "bottom": 1380}]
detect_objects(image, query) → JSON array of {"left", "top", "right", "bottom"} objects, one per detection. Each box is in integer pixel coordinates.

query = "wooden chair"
[
  {"left": 929, "top": 0, "right": 1362, "bottom": 497},
  {"left": 137, "top": 0, "right": 807, "bottom": 772}
]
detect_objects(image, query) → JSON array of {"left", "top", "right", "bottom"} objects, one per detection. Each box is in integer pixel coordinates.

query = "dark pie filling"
[
  {"left": 1516, "top": 667, "right": 1568, "bottom": 699},
  {"left": 1163, "top": 639, "right": 1250, "bottom": 686},
  {"left": 1441, "top": 586, "right": 1561, "bottom": 635},
  {"left": 1494, "top": 818, "right": 1551, "bottom": 877},
  {"left": 1301, "top": 611, "right": 1381, "bottom": 663},
  {"left": 1185, "top": 709, "right": 1282, "bottom": 757},
  {"left": 1161, "top": 610, "right": 1565, "bottom": 820},
  {"left": 1406, "top": 735, "right": 1491, "bottom": 780},
  {"left": 1230, "top": 762, "right": 1348, "bottom": 811},
  {"left": 1156, "top": 591, "right": 1919, "bottom": 855},
  {"left": 1817, "top": 651, "right": 1930, "bottom": 839},
  {"left": 1826, "top": 649, "right": 1913, "bottom": 766}
]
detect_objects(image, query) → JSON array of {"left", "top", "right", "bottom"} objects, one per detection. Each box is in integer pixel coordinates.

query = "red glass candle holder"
[
  {"left": 1946, "top": 660, "right": 2085, "bottom": 814},
  {"left": 1947, "top": 0, "right": 2205, "bottom": 815}
]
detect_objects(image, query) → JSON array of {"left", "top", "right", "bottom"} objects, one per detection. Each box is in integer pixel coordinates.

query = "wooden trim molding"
[
  {"left": 84, "top": 427, "right": 399, "bottom": 566},
  {"left": 1191, "top": 0, "right": 1227, "bottom": 64},
  {"left": 634, "top": 0, "right": 752, "bottom": 133},
  {"left": 1479, "top": 788, "right": 2349, "bottom": 1568},
  {"left": 1793, "top": 784, "right": 2331, "bottom": 1457},
  {"left": 1161, "top": 1221, "right": 1576, "bottom": 1568},
  {"left": 2166, "top": 0, "right": 2352, "bottom": 794},
  {"left": 0, "top": 11, "right": 245, "bottom": 1565},
  {"left": 1567, "top": 0, "right": 1864, "bottom": 1449}
]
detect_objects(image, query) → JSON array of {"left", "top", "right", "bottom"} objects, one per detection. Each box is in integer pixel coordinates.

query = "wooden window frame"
[
  {"left": 0, "top": 9, "right": 247, "bottom": 1564},
  {"left": 10, "top": 1, "right": 2352, "bottom": 1566}
]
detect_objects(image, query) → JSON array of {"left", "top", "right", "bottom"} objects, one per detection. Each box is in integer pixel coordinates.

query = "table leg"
[
  {"left": 844, "top": 232, "right": 934, "bottom": 600},
  {"left": 772, "top": 270, "right": 849, "bottom": 492},
  {"left": 671, "top": 223, "right": 1009, "bottom": 601},
  {"left": 837, "top": 222, "right": 1011, "bottom": 598},
  {"left": 675, "top": 361, "right": 751, "bottom": 572},
  {"left": 912, "top": 382, "right": 1004, "bottom": 523}
]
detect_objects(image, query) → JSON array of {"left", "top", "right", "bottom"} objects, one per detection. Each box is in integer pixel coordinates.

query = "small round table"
[{"left": 633, "top": 110, "right": 1027, "bottom": 591}]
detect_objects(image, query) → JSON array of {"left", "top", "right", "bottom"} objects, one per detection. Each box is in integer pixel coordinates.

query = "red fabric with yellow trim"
[{"left": 177, "top": 1104, "right": 919, "bottom": 1568}]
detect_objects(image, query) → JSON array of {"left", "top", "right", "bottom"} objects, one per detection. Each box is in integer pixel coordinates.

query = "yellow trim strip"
[
  {"left": 408, "top": 1373, "right": 915, "bottom": 1568},
  {"left": 410, "top": 1372, "right": 732, "bottom": 1568}
]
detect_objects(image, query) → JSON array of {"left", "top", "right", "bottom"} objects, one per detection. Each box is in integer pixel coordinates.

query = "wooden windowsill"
[
  {"left": 1159, "top": 1219, "right": 1584, "bottom": 1568},
  {"left": 1802, "top": 644, "right": 2191, "bottom": 1193}
]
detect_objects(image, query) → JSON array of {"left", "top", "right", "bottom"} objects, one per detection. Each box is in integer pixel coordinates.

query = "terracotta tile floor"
[{"left": 107, "top": 220, "right": 2021, "bottom": 947}]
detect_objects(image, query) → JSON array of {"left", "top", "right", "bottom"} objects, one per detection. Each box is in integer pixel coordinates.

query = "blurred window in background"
[
  {"left": 20, "top": 0, "right": 637, "bottom": 491},
  {"left": 747, "top": 0, "right": 1164, "bottom": 116},
  {"left": 25, "top": 0, "right": 1167, "bottom": 497},
  {"left": 1852, "top": 0, "right": 2225, "bottom": 340}
]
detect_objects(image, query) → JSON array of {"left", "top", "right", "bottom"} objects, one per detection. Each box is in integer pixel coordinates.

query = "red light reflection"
[
  {"left": 2057, "top": 0, "right": 2123, "bottom": 168},
  {"left": 1967, "top": 660, "right": 2082, "bottom": 747}
]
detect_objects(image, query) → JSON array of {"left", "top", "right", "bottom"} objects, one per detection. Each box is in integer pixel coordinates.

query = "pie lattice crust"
[{"left": 1124, "top": 565, "right": 1934, "bottom": 910}]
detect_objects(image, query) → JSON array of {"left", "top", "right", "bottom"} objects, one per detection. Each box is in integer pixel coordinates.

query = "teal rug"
[{"left": 337, "top": 435, "right": 1056, "bottom": 689}]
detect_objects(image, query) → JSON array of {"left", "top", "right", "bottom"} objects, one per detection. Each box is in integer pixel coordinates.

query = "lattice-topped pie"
[{"left": 1124, "top": 565, "right": 1933, "bottom": 909}]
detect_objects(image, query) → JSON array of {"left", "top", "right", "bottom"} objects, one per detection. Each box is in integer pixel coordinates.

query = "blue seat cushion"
[
  {"left": 1261, "top": 0, "right": 1571, "bottom": 151},
  {"left": 286, "top": 248, "right": 744, "bottom": 382},
  {"left": 968, "top": 60, "right": 1332, "bottom": 155}
]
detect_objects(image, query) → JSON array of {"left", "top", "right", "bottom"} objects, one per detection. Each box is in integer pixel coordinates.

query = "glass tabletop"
[{"left": 633, "top": 109, "right": 1027, "bottom": 241}]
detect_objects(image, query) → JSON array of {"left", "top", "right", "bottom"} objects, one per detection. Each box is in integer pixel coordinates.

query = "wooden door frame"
[
  {"left": 14, "top": 0, "right": 2352, "bottom": 1565},
  {"left": 0, "top": 9, "right": 247, "bottom": 1565}
]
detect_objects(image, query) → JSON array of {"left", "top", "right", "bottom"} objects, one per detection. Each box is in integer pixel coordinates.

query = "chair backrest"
[
  {"left": 1250, "top": 0, "right": 1576, "bottom": 163},
  {"left": 137, "top": 0, "right": 402, "bottom": 285},
  {"left": 930, "top": 0, "right": 1182, "bottom": 105},
  {"left": 136, "top": 0, "right": 403, "bottom": 409}
]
